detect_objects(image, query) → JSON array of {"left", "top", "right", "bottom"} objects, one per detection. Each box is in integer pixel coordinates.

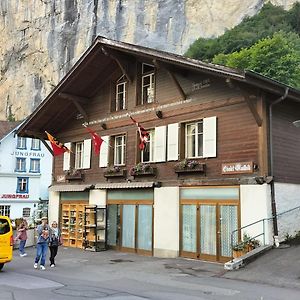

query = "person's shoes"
[
  {"left": 34, "top": 263, "right": 38, "bottom": 269},
  {"left": 20, "top": 253, "right": 27, "bottom": 257},
  {"left": 50, "top": 264, "right": 55, "bottom": 268},
  {"left": 40, "top": 265, "right": 46, "bottom": 270}
]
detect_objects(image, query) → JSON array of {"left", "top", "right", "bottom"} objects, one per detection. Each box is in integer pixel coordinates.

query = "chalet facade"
[{"left": 18, "top": 37, "right": 300, "bottom": 262}]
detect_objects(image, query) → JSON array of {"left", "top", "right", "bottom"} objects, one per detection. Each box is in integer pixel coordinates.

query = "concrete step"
[{"left": 224, "top": 244, "right": 273, "bottom": 271}]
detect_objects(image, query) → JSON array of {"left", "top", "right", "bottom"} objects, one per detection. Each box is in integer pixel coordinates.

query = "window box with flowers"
[
  {"left": 130, "top": 163, "right": 157, "bottom": 177},
  {"left": 104, "top": 166, "right": 127, "bottom": 179},
  {"left": 174, "top": 159, "right": 206, "bottom": 175},
  {"left": 65, "top": 168, "right": 84, "bottom": 181},
  {"left": 232, "top": 233, "right": 260, "bottom": 258}
]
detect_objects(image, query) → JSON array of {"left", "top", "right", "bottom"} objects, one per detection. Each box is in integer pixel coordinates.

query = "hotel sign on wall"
[
  {"left": 1, "top": 194, "right": 29, "bottom": 199},
  {"left": 222, "top": 161, "right": 254, "bottom": 175}
]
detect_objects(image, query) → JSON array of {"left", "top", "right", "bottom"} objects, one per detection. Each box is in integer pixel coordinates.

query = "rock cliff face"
[{"left": 0, "top": 0, "right": 297, "bottom": 120}]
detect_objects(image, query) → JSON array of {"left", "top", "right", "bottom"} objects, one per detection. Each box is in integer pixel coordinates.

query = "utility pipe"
[{"left": 268, "top": 87, "right": 289, "bottom": 246}]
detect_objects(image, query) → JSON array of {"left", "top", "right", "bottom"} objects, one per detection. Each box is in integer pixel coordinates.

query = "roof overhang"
[
  {"left": 48, "top": 184, "right": 93, "bottom": 192},
  {"left": 95, "top": 182, "right": 156, "bottom": 189},
  {"left": 17, "top": 36, "right": 300, "bottom": 138}
]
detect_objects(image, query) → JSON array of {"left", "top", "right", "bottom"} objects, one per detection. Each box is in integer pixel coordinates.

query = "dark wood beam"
[
  {"left": 23, "top": 130, "right": 54, "bottom": 156},
  {"left": 59, "top": 93, "right": 87, "bottom": 104},
  {"left": 101, "top": 46, "right": 132, "bottom": 83},
  {"left": 167, "top": 70, "right": 186, "bottom": 100},
  {"left": 243, "top": 94, "right": 263, "bottom": 127},
  {"left": 59, "top": 93, "right": 89, "bottom": 122}
]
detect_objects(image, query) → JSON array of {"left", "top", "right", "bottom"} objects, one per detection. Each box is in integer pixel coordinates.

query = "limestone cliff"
[{"left": 0, "top": 0, "right": 297, "bottom": 120}]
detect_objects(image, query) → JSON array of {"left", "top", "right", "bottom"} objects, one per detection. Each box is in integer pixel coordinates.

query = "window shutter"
[
  {"left": 83, "top": 139, "right": 92, "bottom": 169},
  {"left": 99, "top": 136, "right": 109, "bottom": 168},
  {"left": 154, "top": 126, "right": 167, "bottom": 162},
  {"left": 167, "top": 123, "right": 179, "bottom": 161},
  {"left": 63, "top": 142, "right": 71, "bottom": 171},
  {"left": 203, "top": 116, "right": 217, "bottom": 158}
]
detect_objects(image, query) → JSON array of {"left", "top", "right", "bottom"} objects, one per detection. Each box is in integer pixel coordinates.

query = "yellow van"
[{"left": 0, "top": 216, "right": 13, "bottom": 271}]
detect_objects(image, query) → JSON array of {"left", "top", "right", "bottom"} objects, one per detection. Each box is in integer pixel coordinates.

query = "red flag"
[
  {"left": 45, "top": 131, "right": 70, "bottom": 156},
  {"left": 130, "top": 116, "right": 149, "bottom": 150},
  {"left": 85, "top": 126, "right": 103, "bottom": 155}
]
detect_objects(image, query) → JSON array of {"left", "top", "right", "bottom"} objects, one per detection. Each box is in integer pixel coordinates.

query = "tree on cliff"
[{"left": 213, "top": 31, "right": 300, "bottom": 88}]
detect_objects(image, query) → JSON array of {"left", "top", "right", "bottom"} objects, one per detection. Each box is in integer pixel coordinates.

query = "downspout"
[{"left": 269, "top": 87, "right": 289, "bottom": 247}]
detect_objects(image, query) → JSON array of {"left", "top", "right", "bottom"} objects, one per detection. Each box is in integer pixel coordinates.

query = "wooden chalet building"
[{"left": 18, "top": 37, "right": 300, "bottom": 262}]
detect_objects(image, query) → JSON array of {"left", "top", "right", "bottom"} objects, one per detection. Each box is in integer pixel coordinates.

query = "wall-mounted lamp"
[
  {"left": 155, "top": 110, "right": 163, "bottom": 119},
  {"left": 101, "top": 123, "right": 107, "bottom": 130},
  {"left": 293, "top": 120, "right": 300, "bottom": 128}
]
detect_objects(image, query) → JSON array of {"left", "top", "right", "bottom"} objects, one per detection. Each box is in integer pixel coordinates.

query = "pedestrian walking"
[
  {"left": 15, "top": 219, "right": 28, "bottom": 257},
  {"left": 34, "top": 216, "right": 50, "bottom": 270},
  {"left": 49, "top": 221, "right": 61, "bottom": 267}
]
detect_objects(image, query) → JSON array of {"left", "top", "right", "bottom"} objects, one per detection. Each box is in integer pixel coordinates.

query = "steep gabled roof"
[
  {"left": 0, "top": 121, "right": 22, "bottom": 141},
  {"left": 17, "top": 36, "right": 300, "bottom": 138}
]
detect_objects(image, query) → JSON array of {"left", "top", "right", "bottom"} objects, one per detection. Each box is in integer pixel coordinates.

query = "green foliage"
[
  {"left": 185, "top": 3, "right": 292, "bottom": 61},
  {"left": 213, "top": 31, "right": 300, "bottom": 88}
]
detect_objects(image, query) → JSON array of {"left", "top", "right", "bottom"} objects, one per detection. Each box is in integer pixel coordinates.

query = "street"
[{"left": 0, "top": 247, "right": 300, "bottom": 299}]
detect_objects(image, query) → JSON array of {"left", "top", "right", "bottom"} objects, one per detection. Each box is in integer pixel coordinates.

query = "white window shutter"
[
  {"left": 63, "top": 142, "right": 71, "bottom": 171},
  {"left": 99, "top": 136, "right": 109, "bottom": 168},
  {"left": 154, "top": 126, "right": 167, "bottom": 162},
  {"left": 83, "top": 139, "right": 92, "bottom": 169},
  {"left": 203, "top": 116, "right": 217, "bottom": 158},
  {"left": 167, "top": 123, "right": 179, "bottom": 161}
]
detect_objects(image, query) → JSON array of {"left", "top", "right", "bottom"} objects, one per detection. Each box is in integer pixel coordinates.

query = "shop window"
[
  {"left": 30, "top": 158, "right": 40, "bottom": 173},
  {"left": 31, "top": 138, "right": 41, "bottom": 150},
  {"left": 141, "top": 63, "right": 155, "bottom": 104},
  {"left": 141, "top": 129, "right": 155, "bottom": 163},
  {"left": 17, "top": 136, "right": 27, "bottom": 149},
  {"left": 17, "top": 177, "right": 29, "bottom": 193},
  {"left": 0, "top": 205, "right": 10, "bottom": 217},
  {"left": 75, "top": 141, "right": 84, "bottom": 169},
  {"left": 15, "top": 157, "right": 26, "bottom": 172},
  {"left": 185, "top": 121, "right": 203, "bottom": 158},
  {"left": 115, "top": 75, "right": 127, "bottom": 111},
  {"left": 114, "top": 135, "right": 126, "bottom": 166},
  {"left": 22, "top": 207, "right": 31, "bottom": 218}
]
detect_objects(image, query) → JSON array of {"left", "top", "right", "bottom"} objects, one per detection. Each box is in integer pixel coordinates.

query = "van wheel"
[{"left": 0, "top": 264, "right": 4, "bottom": 271}]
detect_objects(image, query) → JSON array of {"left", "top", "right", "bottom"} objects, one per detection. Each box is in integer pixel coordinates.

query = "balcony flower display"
[
  {"left": 130, "top": 163, "right": 156, "bottom": 177},
  {"left": 174, "top": 159, "right": 206, "bottom": 174},
  {"left": 103, "top": 166, "right": 126, "bottom": 178}
]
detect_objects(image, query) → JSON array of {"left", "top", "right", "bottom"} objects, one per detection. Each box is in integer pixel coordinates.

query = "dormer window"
[
  {"left": 116, "top": 75, "right": 127, "bottom": 111},
  {"left": 142, "top": 64, "right": 155, "bottom": 104}
]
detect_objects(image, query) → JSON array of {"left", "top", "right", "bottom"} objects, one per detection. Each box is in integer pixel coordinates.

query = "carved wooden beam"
[
  {"left": 59, "top": 93, "right": 89, "bottom": 122},
  {"left": 23, "top": 130, "right": 54, "bottom": 156},
  {"left": 101, "top": 46, "right": 132, "bottom": 83},
  {"left": 167, "top": 70, "right": 186, "bottom": 100},
  {"left": 243, "top": 94, "right": 263, "bottom": 127}
]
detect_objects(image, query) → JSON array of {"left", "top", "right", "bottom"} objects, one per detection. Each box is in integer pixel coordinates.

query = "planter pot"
[
  {"left": 132, "top": 167, "right": 157, "bottom": 178},
  {"left": 65, "top": 171, "right": 84, "bottom": 181},
  {"left": 174, "top": 163, "right": 206, "bottom": 175},
  {"left": 232, "top": 249, "right": 247, "bottom": 258},
  {"left": 104, "top": 169, "right": 127, "bottom": 179}
]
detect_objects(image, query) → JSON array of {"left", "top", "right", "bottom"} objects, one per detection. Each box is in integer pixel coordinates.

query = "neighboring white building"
[{"left": 0, "top": 121, "right": 52, "bottom": 222}]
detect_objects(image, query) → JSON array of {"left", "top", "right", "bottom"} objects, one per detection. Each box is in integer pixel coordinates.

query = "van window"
[{"left": 0, "top": 219, "right": 10, "bottom": 234}]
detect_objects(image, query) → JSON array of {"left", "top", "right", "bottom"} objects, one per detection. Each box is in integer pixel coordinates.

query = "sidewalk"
[{"left": 223, "top": 244, "right": 300, "bottom": 289}]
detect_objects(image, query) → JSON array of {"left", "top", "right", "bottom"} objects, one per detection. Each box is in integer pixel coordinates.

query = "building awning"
[
  {"left": 48, "top": 184, "right": 93, "bottom": 192},
  {"left": 95, "top": 182, "right": 155, "bottom": 189}
]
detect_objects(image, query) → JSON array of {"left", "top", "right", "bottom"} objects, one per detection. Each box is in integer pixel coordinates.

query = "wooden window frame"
[
  {"left": 114, "top": 134, "right": 126, "bottom": 166},
  {"left": 185, "top": 120, "right": 203, "bottom": 159},
  {"left": 75, "top": 141, "right": 84, "bottom": 169},
  {"left": 141, "top": 129, "right": 155, "bottom": 163},
  {"left": 16, "top": 157, "right": 26, "bottom": 172},
  {"left": 17, "top": 137, "right": 27, "bottom": 149},
  {"left": 16, "top": 177, "right": 29, "bottom": 193},
  {"left": 31, "top": 138, "right": 41, "bottom": 150}
]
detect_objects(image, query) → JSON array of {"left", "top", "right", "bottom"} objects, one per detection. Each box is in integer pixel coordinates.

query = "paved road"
[{"left": 0, "top": 246, "right": 299, "bottom": 300}]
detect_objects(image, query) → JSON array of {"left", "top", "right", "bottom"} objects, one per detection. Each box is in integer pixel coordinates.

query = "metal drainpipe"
[{"left": 269, "top": 87, "right": 289, "bottom": 246}]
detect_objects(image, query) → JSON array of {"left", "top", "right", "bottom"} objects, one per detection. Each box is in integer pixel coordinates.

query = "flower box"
[
  {"left": 130, "top": 163, "right": 157, "bottom": 177},
  {"left": 174, "top": 163, "right": 206, "bottom": 175},
  {"left": 65, "top": 170, "right": 84, "bottom": 180},
  {"left": 104, "top": 169, "right": 127, "bottom": 179}
]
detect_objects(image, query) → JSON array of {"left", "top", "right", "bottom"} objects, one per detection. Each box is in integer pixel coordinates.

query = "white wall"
[
  {"left": 89, "top": 189, "right": 106, "bottom": 207},
  {"left": 153, "top": 186, "right": 179, "bottom": 258},
  {"left": 0, "top": 127, "right": 52, "bottom": 220},
  {"left": 275, "top": 182, "right": 300, "bottom": 241},
  {"left": 48, "top": 191, "right": 60, "bottom": 225},
  {"left": 240, "top": 184, "right": 273, "bottom": 245}
]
